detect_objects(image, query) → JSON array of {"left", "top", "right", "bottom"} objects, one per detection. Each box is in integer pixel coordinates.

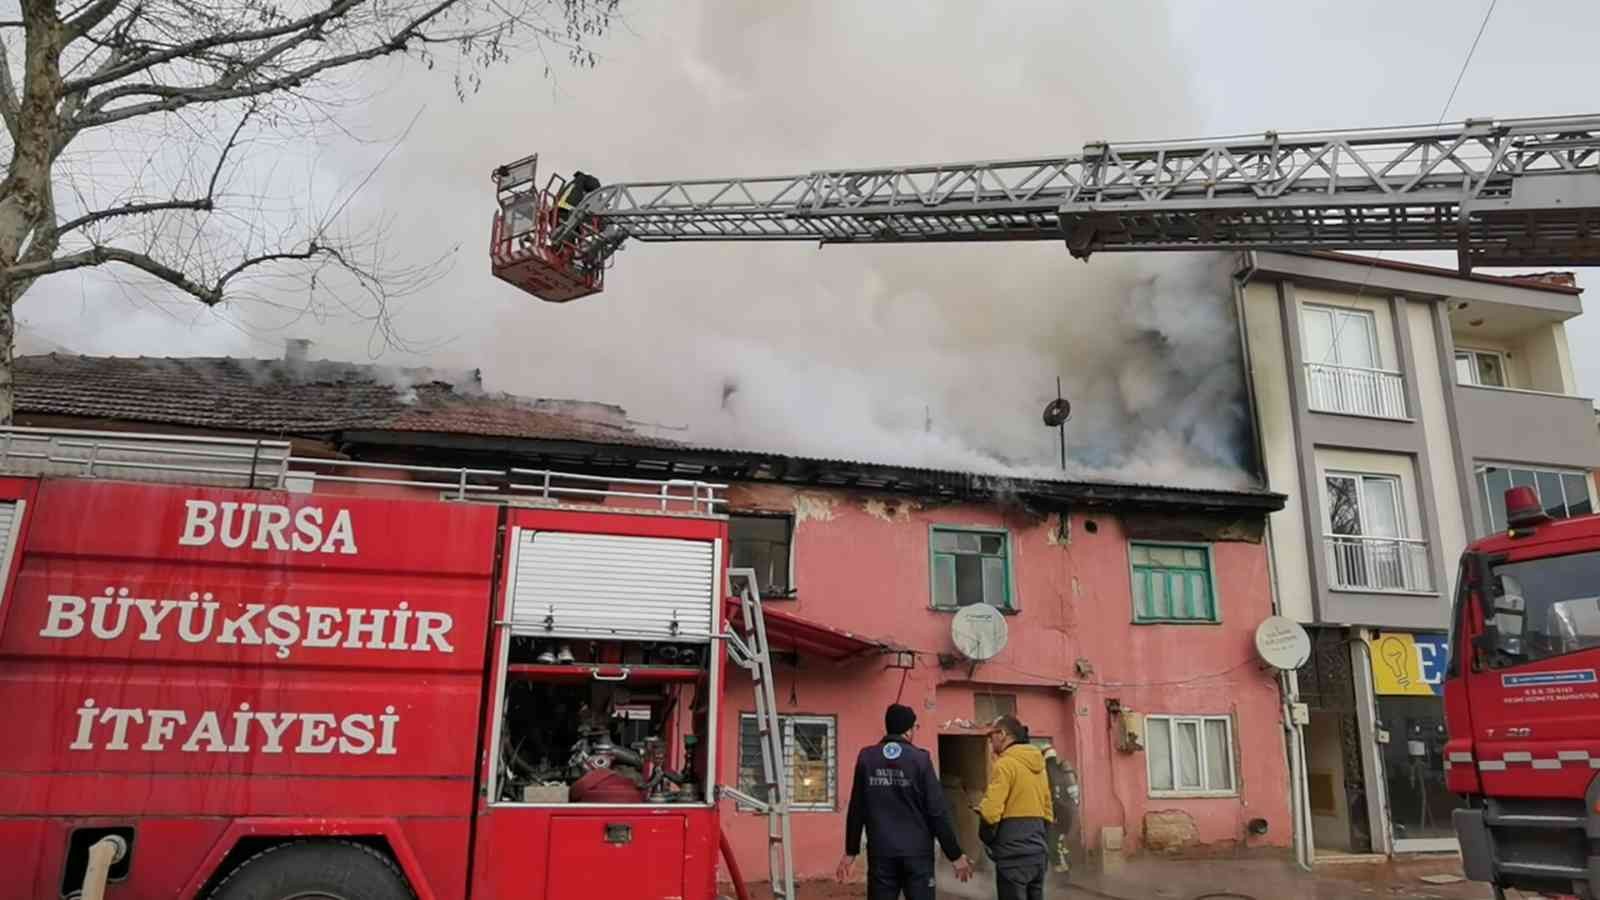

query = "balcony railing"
[
  {"left": 1325, "top": 535, "right": 1432, "bottom": 593},
  {"left": 1305, "top": 363, "right": 1408, "bottom": 419}
]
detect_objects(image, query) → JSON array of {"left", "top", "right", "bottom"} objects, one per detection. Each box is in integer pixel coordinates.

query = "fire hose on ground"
[{"left": 72, "top": 835, "right": 128, "bottom": 900}]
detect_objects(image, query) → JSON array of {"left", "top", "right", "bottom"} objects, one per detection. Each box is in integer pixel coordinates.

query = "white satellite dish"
[
  {"left": 951, "top": 604, "right": 1009, "bottom": 661},
  {"left": 1254, "top": 616, "right": 1312, "bottom": 670}
]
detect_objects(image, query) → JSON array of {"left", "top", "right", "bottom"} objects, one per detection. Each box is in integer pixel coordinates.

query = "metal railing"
[
  {"left": 1305, "top": 363, "right": 1408, "bottom": 419},
  {"left": 0, "top": 426, "right": 725, "bottom": 514},
  {"left": 1324, "top": 534, "right": 1432, "bottom": 593}
]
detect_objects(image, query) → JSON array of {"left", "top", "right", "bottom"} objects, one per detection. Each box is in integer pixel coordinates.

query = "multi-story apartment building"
[{"left": 1236, "top": 250, "right": 1599, "bottom": 856}]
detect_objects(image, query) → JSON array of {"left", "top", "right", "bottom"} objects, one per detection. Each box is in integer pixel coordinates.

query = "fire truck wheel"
[{"left": 210, "top": 839, "right": 414, "bottom": 900}]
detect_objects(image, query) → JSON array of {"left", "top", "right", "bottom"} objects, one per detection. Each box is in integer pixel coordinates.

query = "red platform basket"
[{"left": 490, "top": 156, "right": 607, "bottom": 303}]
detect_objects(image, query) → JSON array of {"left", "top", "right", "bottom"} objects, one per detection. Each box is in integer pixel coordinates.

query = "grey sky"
[{"left": 17, "top": 0, "right": 1599, "bottom": 486}]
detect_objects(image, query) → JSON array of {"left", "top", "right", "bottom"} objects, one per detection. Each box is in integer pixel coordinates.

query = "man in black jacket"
[{"left": 838, "top": 704, "right": 974, "bottom": 899}]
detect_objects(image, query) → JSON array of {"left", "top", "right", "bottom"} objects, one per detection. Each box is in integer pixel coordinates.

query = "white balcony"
[
  {"left": 1305, "top": 363, "right": 1408, "bottom": 420},
  {"left": 1325, "top": 535, "right": 1433, "bottom": 593}
]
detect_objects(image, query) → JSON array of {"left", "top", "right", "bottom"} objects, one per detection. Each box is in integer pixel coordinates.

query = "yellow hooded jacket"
[{"left": 979, "top": 742, "right": 1054, "bottom": 826}]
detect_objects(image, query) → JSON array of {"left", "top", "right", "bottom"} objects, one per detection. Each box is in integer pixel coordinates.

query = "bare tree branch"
[
  {"left": 54, "top": 102, "right": 251, "bottom": 235},
  {"left": 61, "top": 0, "right": 367, "bottom": 93},
  {"left": 74, "top": 0, "right": 462, "bottom": 129},
  {"left": 62, "top": 0, "right": 125, "bottom": 41},
  {"left": 4, "top": 239, "right": 341, "bottom": 305}
]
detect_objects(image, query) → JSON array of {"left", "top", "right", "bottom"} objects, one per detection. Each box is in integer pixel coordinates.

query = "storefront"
[{"left": 1363, "top": 630, "right": 1458, "bottom": 853}]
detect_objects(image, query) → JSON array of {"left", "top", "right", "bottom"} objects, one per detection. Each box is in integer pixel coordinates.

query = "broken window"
[
  {"left": 738, "top": 714, "right": 836, "bottom": 811},
  {"left": 930, "top": 527, "right": 1013, "bottom": 611},
  {"left": 730, "top": 514, "right": 794, "bottom": 597}
]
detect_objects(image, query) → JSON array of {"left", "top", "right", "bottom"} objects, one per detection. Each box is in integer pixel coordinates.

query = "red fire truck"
[
  {"left": 1448, "top": 485, "right": 1600, "bottom": 900},
  {"left": 0, "top": 427, "right": 796, "bottom": 900}
]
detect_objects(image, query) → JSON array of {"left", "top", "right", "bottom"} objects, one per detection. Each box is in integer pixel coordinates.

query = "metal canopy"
[{"left": 552, "top": 114, "right": 1600, "bottom": 273}]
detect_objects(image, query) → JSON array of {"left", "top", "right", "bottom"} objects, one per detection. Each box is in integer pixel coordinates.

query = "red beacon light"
[{"left": 1504, "top": 485, "right": 1550, "bottom": 535}]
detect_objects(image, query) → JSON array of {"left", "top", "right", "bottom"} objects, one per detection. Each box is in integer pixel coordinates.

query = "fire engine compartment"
[{"left": 494, "top": 635, "right": 712, "bottom": 806}]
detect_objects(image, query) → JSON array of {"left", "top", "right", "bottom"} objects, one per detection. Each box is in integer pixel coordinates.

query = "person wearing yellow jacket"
[{"left": 976, "top": 716, "right": 1053, "bottom": 900}]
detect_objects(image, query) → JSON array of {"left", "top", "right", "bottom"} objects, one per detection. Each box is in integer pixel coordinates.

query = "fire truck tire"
[{"left": 209, "top": 839, "right": 414, "bottom": 900}]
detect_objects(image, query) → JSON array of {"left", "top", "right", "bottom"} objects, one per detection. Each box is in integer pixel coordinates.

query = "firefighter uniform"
[{"left": 843, "top": 734, "right": 964, "bottom": 900}]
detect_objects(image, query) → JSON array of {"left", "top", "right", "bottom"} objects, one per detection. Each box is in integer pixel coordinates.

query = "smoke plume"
[{"left": 22, "top": 2, "right": 1257, "bottom": 489}]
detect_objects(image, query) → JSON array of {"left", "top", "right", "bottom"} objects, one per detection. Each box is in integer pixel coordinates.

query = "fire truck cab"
[
  {"left": 1448, "top": 485, "right": 1600, "bottom": 900},
  {"left": 0, "top": 427, "right": 790, "bottom": 899}
]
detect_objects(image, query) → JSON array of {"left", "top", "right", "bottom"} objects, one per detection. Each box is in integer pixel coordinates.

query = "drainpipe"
[
  {"left": 1234, "top": 256, "right": 1315, "bottom": 871},
  {"left": 73, "top": 835, "right": 128, "bottom": 900}
]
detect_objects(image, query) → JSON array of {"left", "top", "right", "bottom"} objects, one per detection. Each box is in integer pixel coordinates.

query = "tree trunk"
[{"left": 0, "top": 289, "right": 14, "bottom": 425}]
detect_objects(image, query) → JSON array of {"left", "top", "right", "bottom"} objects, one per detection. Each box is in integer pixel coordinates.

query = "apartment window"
[
  {"left": 1301, "top": 305, "right": 1379, "bottom": 369},
  {"left": 1479, "top": 466, "right": 1593, "bottom": 534},
  {"left": 1300, "top": 305, "right": 1406, "bottom": 418},
  {"left": 738, "top": 714, "right": 836, "bottom": 810},
  {"left": 930, "top": 527, "right": 1013, "bottom": 611},
  {"left": 730, "top": 514, "right": 794, "bottom": 597},
  {"left": 1455, "top": 348, "right": 1507, "bottom": 387},
  {"left": 974, "top": 692, "right": 1017, "bottom": 724},
  {"left": 1145, "top": 715, "right": 1236, "bottom": 797},
  {"left": 1129, "top": 543, "right": 1217, "bottom": 623},
  {"left": 1324, "top": 472, "right": 1431, "bottom": 592}
]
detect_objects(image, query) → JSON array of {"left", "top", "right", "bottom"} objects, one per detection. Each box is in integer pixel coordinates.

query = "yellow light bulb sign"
[
  {"left": 1380, "top": 636, "right": 1411, "bottom": 688},
  {"left": 1366, "top": 632, "right": 1447, "bottom": 696}
]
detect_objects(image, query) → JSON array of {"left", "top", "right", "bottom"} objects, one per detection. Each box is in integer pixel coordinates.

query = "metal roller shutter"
[{"left": 507, "top": 529, "right": 717, "bottom": 641}]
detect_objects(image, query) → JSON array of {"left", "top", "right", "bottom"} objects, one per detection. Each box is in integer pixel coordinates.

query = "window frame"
[
  {"left": 736, "top": 712, "right": 838, "bottom": 812},
  {"left": 928, "top": 525, "right": 1016, "bottom": 613},
  {"left": 1477, "top": 464, "right": 1594, "bottom": 535},
  {"left": 1144, "top": 713, "right": 1238, "bottom": 798},
  {"left": 1128, "top": 541, "right": 1221, "bottom": 625},
  {"left": 1300, "top": 303, "right": 1382, "bottom": 369},
  {"left": 1454, "top": 347, "right": 1509, "bottom": 388},
  {"left": 1323, "top": 470, "right": 1408, "bottom": 540},
  {"left": 728, "top": 512, "right": 797, "bottom": 599}
]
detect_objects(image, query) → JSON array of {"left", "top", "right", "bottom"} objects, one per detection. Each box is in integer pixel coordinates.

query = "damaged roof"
[
  {"left": 15, "top": 353, "right": 676, "bottom": 448},
  {"left": 15, "top": 353, "right": 1284, "bottom": 514}
]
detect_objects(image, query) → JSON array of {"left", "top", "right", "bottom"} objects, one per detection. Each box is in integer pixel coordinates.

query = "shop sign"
[{"left": 1366, "top": 631, "right": 1447, "bottom": 697}]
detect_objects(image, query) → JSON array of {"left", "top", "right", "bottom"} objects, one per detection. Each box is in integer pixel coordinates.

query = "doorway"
[{"left": 938, "top": 734, "right": 990, "bottom": 864}]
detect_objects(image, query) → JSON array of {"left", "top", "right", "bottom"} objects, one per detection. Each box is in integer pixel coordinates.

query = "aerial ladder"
[{"left": 490, "top": 113, "right": 1600, "bottom": 302}]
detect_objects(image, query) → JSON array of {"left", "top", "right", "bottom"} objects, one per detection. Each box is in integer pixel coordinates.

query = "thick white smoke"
[{"left": 19, "top": 2, "right": 1257, "bottom": 490}]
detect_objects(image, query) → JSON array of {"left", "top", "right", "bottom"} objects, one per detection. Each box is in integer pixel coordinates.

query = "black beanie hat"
[{"left": 885, "top": 703, "right": 917, "bottom": 736}]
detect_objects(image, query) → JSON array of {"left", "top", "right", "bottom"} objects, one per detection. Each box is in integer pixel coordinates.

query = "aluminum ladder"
[{"left": 721, "top": 567, "right": 795, "bottom": 900}]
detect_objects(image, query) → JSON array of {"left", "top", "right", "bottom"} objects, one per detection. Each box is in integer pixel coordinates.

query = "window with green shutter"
[
  {"left": 1130, "top": 543, "right": 1218, "bottom": 623},
  {"left": 930, "top": 527, "right": 1013, "bottom": 611}
]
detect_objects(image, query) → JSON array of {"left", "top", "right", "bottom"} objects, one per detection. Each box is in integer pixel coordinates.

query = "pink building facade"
[{"left": 716, "top": 481, "right": 1293, "bottom": 881}]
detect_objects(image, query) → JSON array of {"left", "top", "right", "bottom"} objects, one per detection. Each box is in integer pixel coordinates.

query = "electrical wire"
[{"left": 1437, "top": 0, "right": 1499, "bottom": 126}]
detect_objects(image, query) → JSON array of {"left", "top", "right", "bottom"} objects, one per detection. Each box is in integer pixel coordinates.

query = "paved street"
[{"left": 767, "top": 854, "right": 1546, "bottom": 900}]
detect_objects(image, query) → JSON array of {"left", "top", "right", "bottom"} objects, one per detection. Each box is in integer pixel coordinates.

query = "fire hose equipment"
[{"left": 71, "top": 834, "right": 128, "bottom": 900}]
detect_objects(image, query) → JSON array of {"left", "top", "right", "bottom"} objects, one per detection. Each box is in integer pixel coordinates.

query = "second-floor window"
[
  {"left": 1324, "top": 471, "right": 1430, "bottom": 593},
  {"left": 1300, "top": 304, "right": 1405, "bottom": 419},
  {"left": 1129, "top": 543, "right": 1218, "bottom": 623},
  {"left": 930, "top": 526, "right": 1013, "bottom": 611},
  {"left": 730, "top": 514, "right": 794, "bottom": 598},
  {"left": 1479, "top": 466, "right": 1593, "bottom": 534},
  {"left": 1454, "top": 348, "right": 1507, "bottom": 387}
]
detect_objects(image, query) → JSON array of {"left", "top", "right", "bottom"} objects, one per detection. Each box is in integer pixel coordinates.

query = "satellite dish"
[
  {"left": 1254, "top": 616, "right": 1311, "bottom": 670},
  {"left": 951, "top": 604, "right": 1009, "bottom": 662},
  {"left": 1042, "top": 397, "right": 1071, "bottom": 427}
]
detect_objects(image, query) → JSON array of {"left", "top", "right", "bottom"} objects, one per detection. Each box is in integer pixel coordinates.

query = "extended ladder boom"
[{"left": 491, "top": 114, "right": 1600, "bottom": 302}]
